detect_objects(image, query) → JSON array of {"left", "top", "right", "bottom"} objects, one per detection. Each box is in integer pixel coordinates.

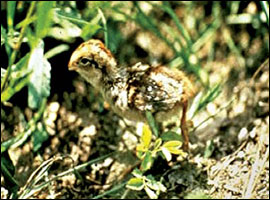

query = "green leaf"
[
  {"left": 136, "top": 149, "right": 145, "bottom": 160},
  {"left": 44, "top": 44, "right": 69, "bottom": 59},
  {"left": 136, "top": 143, "right": 147, "bottom": 152},
  {"left": 54, "top": 8, "right": 89, "bottom": 28},
  {"left": 160, "top": 131, "right": 182, "bottom": 142},
  {"left": 81, "top": 22, "right": 102, "bottom": 41},
  {"left": 1, "top": 25, "right": 11, "bottom": 57},
  {"left": 163, "top": 140, "right": 182, "bottom": 148},
  {"left": 167, "top": 148, "right": 186, "bottom": 155},
  {"left": 27, "top": 39, "right": 51, "bottom": 109},
  {"left": 36, "top": 1, "right": 55, "bottom": 39},
  {"left": 49, "top": 8, "right": 83, "bottom": 42},
  {"left": 140, "top": 151, "right": 153, "bottom": 172},
  {"left": 146, "top": 178, "right": 160, "bottom": 191},
  {"left": 132, "top": 168, "right": 143, "bottom": 178},
  {"left": 145, "top": 111, "right": 159, "bottom": 137},
  {"left": 1, "top": 73, "right": 31, "bottom": 102},
  {"left": 12, "top": 53, "right": 30, "bottom": 71},
  {"left": 141, "top": 124, "right": 152, "bottom": 149},
  {"left": 126, "top": 177, "right": 144, "bottom": 191},
  {"left": 162, "top": 141, "right": 186, "bottom": 156},
  {"left": 32, "top": 123, "right": 49, "bottom": 152},
  {"left": 144, "top": 186, "right": 158, "bottom": 199},
  {"left": 1, "top": 54, "right": 32, "bottom": 102},
  {"left": 161, "top": 147, "right": 172, "bottom": 162},
  {"left": 7, "top": 1, "right": 16, "bottom": 32}
]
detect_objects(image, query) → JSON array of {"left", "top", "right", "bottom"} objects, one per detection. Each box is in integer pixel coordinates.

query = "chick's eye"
[
  {"left": 80, "top": 58, "right": 91, "bottom": 65},
  {"left": 79, "top": 58, "right": 99, "bottom": 69}
]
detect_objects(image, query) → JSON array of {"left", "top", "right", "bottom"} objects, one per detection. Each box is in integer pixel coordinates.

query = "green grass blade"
[{"left": 7, "top": 1, "right": 16, "bottom": 32}]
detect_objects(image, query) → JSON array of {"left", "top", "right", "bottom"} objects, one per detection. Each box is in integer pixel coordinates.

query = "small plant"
[
  {"left": 126, "top": 168, "right": 166, "bottom": 199},
  {"left": 126, "top": 112, "right": 188, "bottom": 199}
]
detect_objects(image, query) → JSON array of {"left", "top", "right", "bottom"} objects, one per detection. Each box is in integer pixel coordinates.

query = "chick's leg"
[{"left": 181, "top": 100, "right": 189, "bottom": 151}]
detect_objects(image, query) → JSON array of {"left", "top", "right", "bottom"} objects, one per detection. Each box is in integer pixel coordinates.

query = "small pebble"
[
  {"left": 80, "top": 125, "right": 97, "bottom": 136},
  {"left": 249, "top": 127, "right": 256, "bottom": 139},
  {"left": 67, "top": 113, "right": 77, "bottom": 123},
  {"left": 238, "top": 127, "right": 248, "bottom": 142},
  {"left": 48, "top": 102, "right": 60, "bottom": 113}
]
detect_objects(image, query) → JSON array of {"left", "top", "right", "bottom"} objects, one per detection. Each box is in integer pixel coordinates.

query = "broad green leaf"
[
  {"left": 162, "top": 141, "right": 185, "bottom": 156},
  {"left": 160, "top": 131, "right": 182, "bottom": 142},
  {"left": 145, "top": 186, "right": 158, "bottom": 199},
  {"left": 36, "top": 1, "right": 55, "bottom": 39},
  {"left": 161, "top": 147, "right": 172, "bottom": 162},
  {"left": 132, "top": 168, "right": 143, "bottom": 178},
  {"left": 28, "top": 39, "right": 51, "bottom": 109},
  {"left": 126, "top": 177, "right": 144, "bottom": 191},
  {"left": 163, "top": 140, "right": 182, "bottom": 148},
  {"left": 140, "top": 151, "right": 153, "bottom": 172},
  {"left": 167, "top": 148, "right": 187, "bottom": 156},
  {"left": 81, "top": 13, "right": 102, "bottom": 41},
  {"left": 136, "top": 148, "right": 145, "bottom": 160},
  {"left": 146, "top": 178, "right": 160, "bottom": 191},
  {"left": 136, "top": 143, "right": 147, "bottom": 152},
  {"left": 54, "top": 8, "right": 88, "bottom": 28},
  {"left": 81, "top": 24, "right": 101, "bottom": 41},
  {"left": 141, "top": 124, "right": 152, "bottom": 149}
]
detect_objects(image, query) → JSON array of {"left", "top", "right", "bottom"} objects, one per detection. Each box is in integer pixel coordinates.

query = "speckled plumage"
[{"left": 68, "top": 39, "right": 195, "bottom": 150}]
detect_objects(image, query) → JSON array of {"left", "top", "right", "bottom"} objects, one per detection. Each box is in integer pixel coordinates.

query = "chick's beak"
[{"left": 68, "top": 60, "right": 77, "bottom": 71}]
